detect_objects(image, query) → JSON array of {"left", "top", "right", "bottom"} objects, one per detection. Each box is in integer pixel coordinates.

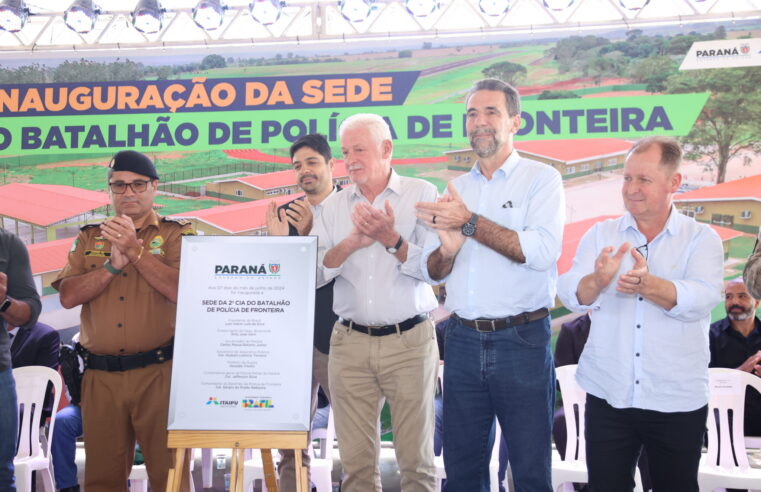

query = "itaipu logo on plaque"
[{"left": 205, "top": 396, "right": 238, "bottom": 408}]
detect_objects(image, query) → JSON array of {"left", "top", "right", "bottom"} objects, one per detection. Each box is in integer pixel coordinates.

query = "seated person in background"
[
  {"left": 52, "top": 334, "right": 84, "bottom": 492},
  {"left": 311, "top": 387, "right": 330, "bottom": 432},
  {"left": 9, "top": 321, "right": 60, "bottom": 421},
  {"left": 709, "top": 278, "right": 761, "bottom": 437}
]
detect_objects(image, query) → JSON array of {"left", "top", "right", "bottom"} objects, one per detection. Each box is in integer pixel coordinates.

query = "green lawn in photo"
[
  {"left": 405, "top": 43, "right": 563, "bottom": 105},
  {"left": 0, "top": 150, "right": 292, "bottom": 192},
  {"left": 728, "top": 235, "right": 756, "bottom": 259},
  {"left": 154, "top": 196, "right": 228, "bottom": 215},
  {"left": 28, "top": 165, "right": 110, "bottom": 191},
  {"left": 183, "top": 53, "right": 480, "bottom": 79},
  {"left": 392, "top": 164, "right": 448, "bottom": 192}
]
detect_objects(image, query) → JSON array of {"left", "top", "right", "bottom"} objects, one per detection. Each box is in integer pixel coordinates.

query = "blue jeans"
[
  {"left": 434, "top": 394, "right": 443, "bottom": 456},
  {"left": 51, "top": 405, "right": 82, "bottom": 489},
  {"left": 0, "top": 368, "right": 17, "bottom": 492},
  {"left": 442, "top": 316, "right": 554, "bottom": 492}
]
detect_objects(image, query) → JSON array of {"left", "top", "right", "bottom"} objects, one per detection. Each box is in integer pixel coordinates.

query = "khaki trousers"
[
  {"left": 81, "top": 361, "right": 190, "bottom": 492},
  {"left": 328, "top": 318, "right": 438, "bottom": 492},
  {"left": 278, "top": 348, "right": 332, "bottom": 492}
]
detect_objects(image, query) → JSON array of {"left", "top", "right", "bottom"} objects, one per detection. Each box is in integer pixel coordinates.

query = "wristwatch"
[
  {"left": 0, "top": 296, "right": 11, "bottom": 313},
  {"left": 386, "top": 235, "right": 404, "bottom": 254},
  {"left": 461, "top": 213, "right": 479, "bottom": 237}
]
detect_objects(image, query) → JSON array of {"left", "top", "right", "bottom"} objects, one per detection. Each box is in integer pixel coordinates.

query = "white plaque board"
[{"left": 168, "top": 235, "right": 316, "bottom": 431}]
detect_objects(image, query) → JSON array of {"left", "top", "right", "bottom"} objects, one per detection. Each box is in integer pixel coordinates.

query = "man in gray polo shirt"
[{"left": 0, "top": 229, "right": 42, "bottom": 492}]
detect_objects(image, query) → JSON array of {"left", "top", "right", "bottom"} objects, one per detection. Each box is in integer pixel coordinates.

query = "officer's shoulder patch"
[
  {"left": 162, "top": 216, "right": 196, "bottom": 236},
  {"left": 161, "top": 217, "right": 191, "bottom": 227}
]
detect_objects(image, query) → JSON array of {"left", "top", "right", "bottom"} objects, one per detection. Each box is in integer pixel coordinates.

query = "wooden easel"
[{"left": 165, "top": 429, "right": 309, "bottom": 492}]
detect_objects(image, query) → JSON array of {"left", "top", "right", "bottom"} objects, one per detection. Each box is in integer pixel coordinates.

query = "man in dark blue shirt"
[
  {"left": 9, "top": 321, "right": 60, "bottom": 421},
  {"left": 709, "top": 278, "right": 761, "bottom": 436}
]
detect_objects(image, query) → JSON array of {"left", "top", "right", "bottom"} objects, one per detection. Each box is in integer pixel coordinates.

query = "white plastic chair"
[
  {"left": 746, "top": 436, "right": 761, "bottom": 449},
  {"left": 551, "top": 365, "right": 643, "bottom": 492},
  {"left": 243, "top": 408, "right": 336, "bottom": 492},
  {"left": 698, "top": 368, "right": 761, "bottom": 491},
  {"left": 128, "top": 448, "right": 195, "bottom": 492},
  {"left": 13, "top": 366, "right": 62, "bottom": 492},
  {"left": 242, "top": 448, "right": 270, "bottom": 492},
  {"left": 311, "top": 406, "right": 333, "bottom": 460}
]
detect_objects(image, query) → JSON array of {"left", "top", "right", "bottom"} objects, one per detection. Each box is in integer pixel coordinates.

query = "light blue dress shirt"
[
  {"left": 557, "top": 209, "right": 724, "bottom": 412},
  {"left": 421, "top": 151, "right": 565, "bottom": 319}
]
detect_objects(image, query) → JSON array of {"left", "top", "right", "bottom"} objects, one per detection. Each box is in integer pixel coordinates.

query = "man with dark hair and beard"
[
  {"left": 266, "top": 133, "right": 340, "bottom": 492},
  {"left": 710, "top": 278, "right": 761, "bottom": 437},
  {"left": 417, "top": 79, "right": 564, "bottom": 491}
]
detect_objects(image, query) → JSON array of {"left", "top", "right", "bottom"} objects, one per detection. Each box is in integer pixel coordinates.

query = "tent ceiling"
[{"left": 2, "top": 0, "right": 759, "bottom": 54}]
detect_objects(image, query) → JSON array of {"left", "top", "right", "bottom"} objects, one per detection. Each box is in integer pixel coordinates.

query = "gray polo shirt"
[{"left": 0, "top": 229, "right": 41, "bottom": 372}]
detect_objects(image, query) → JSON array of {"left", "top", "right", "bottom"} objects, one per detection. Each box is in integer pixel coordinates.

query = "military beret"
[{"left": 109, "top": 150, "right": 159, "bottom": 180}]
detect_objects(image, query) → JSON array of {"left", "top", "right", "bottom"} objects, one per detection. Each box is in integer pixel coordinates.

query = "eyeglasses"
[
  {"left": 635, "top": 243, "right": 649, "bottom": 261},
  {"left": 109, "top": 180, "right": 151, "bottom": 194}
]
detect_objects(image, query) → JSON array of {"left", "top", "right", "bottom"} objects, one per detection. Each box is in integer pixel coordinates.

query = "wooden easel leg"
[
  {"left": 236, "top": 448, "right": 245, "bottom": 492},
  {"left": 261, "top": 448, "right": 279, "bottom": 492},
  {"left": 230, "top": 448, "right": 240, "bottom": 492},
  {"left": 294, "top": 450, "right": 308, "bottom": 492},
  {"left": 166, "top": 447, "right": 186, "bottom": 492}
]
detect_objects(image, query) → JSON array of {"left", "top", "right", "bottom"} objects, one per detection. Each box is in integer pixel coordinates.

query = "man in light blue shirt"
[
  {"left": 417, "top": 79, "right": 564, "bottom": 492},
  {"left": 557, "top": 136, "right": 724, "bottom": 491}
]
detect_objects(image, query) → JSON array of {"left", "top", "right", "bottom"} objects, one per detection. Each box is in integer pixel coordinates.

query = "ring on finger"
[{"left": 433, "top": 215, "right": 437, "bottom": 224}]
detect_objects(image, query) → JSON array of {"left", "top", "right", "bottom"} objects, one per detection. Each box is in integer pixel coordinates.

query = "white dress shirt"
[
  {"left": 312, "top": 170, "right": 438, "bottom": 326},
  {"left": 557, "top": 209, "right": 724, "bottom": 412}
]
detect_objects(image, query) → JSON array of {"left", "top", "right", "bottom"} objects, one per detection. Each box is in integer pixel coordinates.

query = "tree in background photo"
[{"left": 667, "top": 67, "right": 761, "bottom": 184}]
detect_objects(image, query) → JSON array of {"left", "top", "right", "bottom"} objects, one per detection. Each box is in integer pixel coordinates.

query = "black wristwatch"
[
  {"left": 0, "top": 296, "right": 11, "bottom": 313},
  {"left": 461, "top": 213, "right": 479, "bottom": 237},
  {"left": 386, "top": 235, "right": 403, "bottom": 254}
]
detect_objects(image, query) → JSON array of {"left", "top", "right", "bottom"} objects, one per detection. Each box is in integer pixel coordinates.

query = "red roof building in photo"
[
  {"left": 445, "top": 138, "right": 632, "bottom": 179},
  {"left": 0, "top": 183, "right": 111, "bottom": 243},
  {"left": 674, "top": 174, "right": 761, "bottom": 234}
]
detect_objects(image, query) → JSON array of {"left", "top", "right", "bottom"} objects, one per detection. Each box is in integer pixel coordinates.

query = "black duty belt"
[
  {"left": 81, "top": 341, "right": 174, "bottom": 372},
  {"left": 454, "top": 308, "right": 549, "bottom": 333},
  {"left": 339, "top": 314, "right": 428, "bottom": 337}
]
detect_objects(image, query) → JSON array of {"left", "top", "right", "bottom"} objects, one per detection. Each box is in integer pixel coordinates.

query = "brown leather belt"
[{"left": 454, "top": 308, "right": 549, "bottom": 333}]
